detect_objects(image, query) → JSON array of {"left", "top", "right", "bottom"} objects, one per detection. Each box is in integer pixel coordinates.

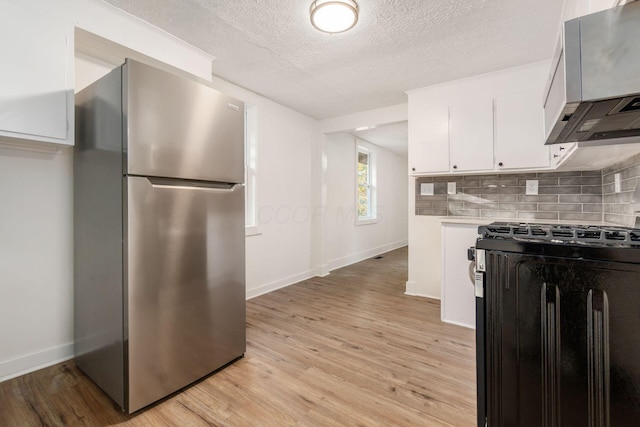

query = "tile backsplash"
[
  {"left": 416, "top": 171, "right": 604, "bottom": 222},
  {"left": 416, "top": 153, "right": 640, "bottom": 226},
  {"left": 603, "top": 153, "right": 640, "bottom": 227}
]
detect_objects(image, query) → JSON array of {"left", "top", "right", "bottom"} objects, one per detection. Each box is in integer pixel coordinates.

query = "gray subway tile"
[
  {"left": 539, "top": 186, "right": 581, "bottom": 195},
  {"left": 480, "top": 210, "right": 517, "bottom": 219},
  {"left": 464, "top": 187, "right": 497, "bottom": 195},
  {"left": 538, "top": 203, "right": 582, "bottom": 212},
  {"left": 559, "top": 176, "right": 602, "bottom": 186},
  {"left": 489, "top": 194, "right": 518, "bottom": 202},
  {"left": 602, "top": 183, "right": 615, "bottom": 195},
  {"left": 581, "top": 185, "right": 603, "bottom": 195},
  {"left": 622, "top": 178, "right": 638, "bottom": 192},
  {"left": 485, "top": 178, "right": 517, "bottom": 186},
  {"left": 499, "top": 202, "right": 538, "bottom": 211},
  {"left": 604, "top": 213, "right": 634, "bottom": 227},
  {"left": 605, "top": 203, "right": 633, "bottom": 214},
  {"left": 558, "top": 212, "right": 603, "bottom": 221},
  {"left": 559, "top": 194, "right": 602, "bottom": 203},
  {"left": 518, "top": 177, "right": 558, "bottom": 186},
  {"left": 449, "top": 209, "right": 480, "bottom": 217},
  {"left": 517, "top": 211, "right": 559, "bottom": 221},
  {"left": 461, "top": 177, "right": 481, "bottom": 187},
  {"left": 510, "top": 173, "right": 538, "bottom": 179},
  {"left": 465, "top": 202, "right": 499, "bottom": 209},
  {"left": 434, "top": 200, "right": 449, "bottom": 209},
  {"left": 543, "top": 171, "right": 585, "bottom": 178},
  {"left": 583, "top": 204, "right": 604, "bottom": 213},
  {"left": 415, "top": 201, "right": 434, "bottom": 210},
  {"left": 602, "top": 173, "right": 615, "bottom": 185},
  {"left": 518, "top": 194, "right": 559, "bottom": 203},
  {"left": 498, "top": 186, "right": 526, "bottom": 195}
]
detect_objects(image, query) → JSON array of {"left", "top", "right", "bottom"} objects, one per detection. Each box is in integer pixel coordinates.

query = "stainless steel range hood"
[{"left": 544, "top": 1, "right": 640, "bottom": 146}]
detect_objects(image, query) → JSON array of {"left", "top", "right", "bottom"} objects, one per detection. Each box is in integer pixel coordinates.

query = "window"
[
  {"left": 356, "top": 144, "right": 376, "bottom": 225},
  {"left": 245, "top": 104, "right": 259, "bottom": 235}
]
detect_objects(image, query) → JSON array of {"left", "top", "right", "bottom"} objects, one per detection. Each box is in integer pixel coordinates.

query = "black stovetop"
[{"left": 478, "top": 222, "right": 640, "bottom": 246}]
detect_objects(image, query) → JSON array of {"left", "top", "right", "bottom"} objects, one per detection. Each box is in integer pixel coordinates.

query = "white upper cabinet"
[
  {"left": 408, "top": 104, "right": 449, "bottom": 174},
  {"left": 494, "top": 89, "right": 549, "bottom": 170},
  {"left": 408, "top": 61, "right": 551, "bottom": 175},
  {"left": 449, "top": 98, "right": 494, "bottom": 172},
  {"left": 0, "top": 0, "right": 73, "bottom": 145}
]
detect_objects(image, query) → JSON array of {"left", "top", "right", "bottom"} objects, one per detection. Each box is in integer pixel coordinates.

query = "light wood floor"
[{"left": 0, "top": 247, "right": 476, "bottom": 426}]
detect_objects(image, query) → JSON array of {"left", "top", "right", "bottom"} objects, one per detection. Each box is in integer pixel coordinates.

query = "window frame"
[{"left": 355, "top": 143, "right": 377, "bottom": 226}]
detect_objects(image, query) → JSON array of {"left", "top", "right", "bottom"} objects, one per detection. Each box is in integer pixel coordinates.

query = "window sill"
[
  {"left": 245, "top": 225, "right": 261, "bottom": 237},
  {"left": 356, "top": 218, "right": 378, "bottom": 226}
]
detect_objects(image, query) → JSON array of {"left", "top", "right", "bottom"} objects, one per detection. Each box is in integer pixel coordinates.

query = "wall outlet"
[
  {"left": 615, "top": 173, "right": 621, "bottom": 193},
  {"left": 420, "top": 183, "right": 434, "bottom": 196},
  {"left": 447, "top": 182, "right": 456, "bottom": 195},
  {"left": 525, "top": 180, "right": 539, "bottom": 195}
]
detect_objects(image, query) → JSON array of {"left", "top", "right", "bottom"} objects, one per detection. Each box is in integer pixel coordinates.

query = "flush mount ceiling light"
[{"left": 310, "top": 0, "right": 359, "bottom": 34}]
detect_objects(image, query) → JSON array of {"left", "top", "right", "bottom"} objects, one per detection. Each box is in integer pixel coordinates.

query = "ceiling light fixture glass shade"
[{"left": 310, "top": 0, "right": 359, "bottom": 34}]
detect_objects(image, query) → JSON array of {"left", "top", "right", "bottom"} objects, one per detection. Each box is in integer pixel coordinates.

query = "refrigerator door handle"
[{"left": 146, "top": 177, "right": 243, "bottom": 192}]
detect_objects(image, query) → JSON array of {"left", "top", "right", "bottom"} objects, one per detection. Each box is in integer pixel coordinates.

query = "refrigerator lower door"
[{"left": 125, "top": 176, "right": 246, "bottom": 413}]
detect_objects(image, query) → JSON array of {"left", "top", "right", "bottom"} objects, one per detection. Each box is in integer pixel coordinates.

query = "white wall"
[
  {"left": 208, "top": 76, "right": 321, "bottom": 299},
  {"left": 324, "top": 134, "right": 408, "bottom": 270},
  {"left": 0, "top": 143, "right": 74, "bottom": 381}
]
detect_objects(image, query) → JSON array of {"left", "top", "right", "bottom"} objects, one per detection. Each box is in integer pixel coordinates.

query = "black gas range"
[{"left": 473, "top": 222, "right": 640, "bottom": 427}]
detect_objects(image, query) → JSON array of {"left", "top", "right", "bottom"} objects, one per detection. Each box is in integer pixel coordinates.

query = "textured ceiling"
[
  {"left": 101, "top": 0, "right": 564, "bottom": 122},
  {"left": 100, "top": 0, "right": 564, "bottom": 157}
]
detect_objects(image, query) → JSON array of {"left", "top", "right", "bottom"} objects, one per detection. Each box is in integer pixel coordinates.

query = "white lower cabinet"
[
  {"left": 441, "top": 223, "right": 479, "bottom": 329},
  {"left": 0, "top": 0, "right": 72, "bottom": 145}
]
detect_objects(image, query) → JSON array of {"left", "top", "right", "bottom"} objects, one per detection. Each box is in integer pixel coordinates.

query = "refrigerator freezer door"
[
  {"left": 124, "top": 60, "right": 244, "bottom": 184},
  {"left": 125, "top": 176, "right": 246, "bottom": 413}
]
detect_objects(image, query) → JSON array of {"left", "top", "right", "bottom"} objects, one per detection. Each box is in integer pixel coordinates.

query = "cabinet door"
[
  {"left": 0, "top": 1, "right": 70, "bottom": 143},
  {"left": 449, "top": 98, "right": 494, "bottom": 172},
  {"left": 441, "top": 224, "right": 478, "bottom": 329},
  {"left": 494, "top": 90, "right": 549, "bottom": 170},
  {"left": 408, "top": 104, "right": 449, "bottom": 174}
]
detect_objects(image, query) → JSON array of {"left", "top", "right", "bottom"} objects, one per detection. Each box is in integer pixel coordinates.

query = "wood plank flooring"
[{"left": 0, "top": 247, "right": 477, "bottom": 426}]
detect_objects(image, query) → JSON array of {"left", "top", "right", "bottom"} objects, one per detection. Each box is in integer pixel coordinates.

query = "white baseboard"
[
  {"left": 246, "top": 269, "right": 317, "bottom": 300},
  {"left": 405, "top": 281, "right": 441, "bottom": 300},
  {"left": 405, "top": 280, "right": 416, "bottom": 295},
  {"left": 0, "top": 342, "right": 74, "bottom": 383},
  {"left": 326, "top": 240, "right": 408, "bottom": 272},
  {"left": 316, "top": 263, "right": 330, "bottom": 278},
  {"left": 442, "top": 318, "right": 475, "bottom": 330}
]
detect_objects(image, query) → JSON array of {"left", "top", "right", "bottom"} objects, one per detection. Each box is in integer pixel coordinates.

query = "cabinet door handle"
[
  {"left": 498, "top": 162, "right": 504, "bottom": 167},
  {"left": 412, "top": 167, "right": 416, "bottom": 171},
  {"left": 559, "top": 146, "right": 565, "bottom": 151},
  {"left": 453, "top": 165, "right": 458, "bottom": 170},
  {"left": 553, "top": 154, "right": 559, "bottom": 158}
]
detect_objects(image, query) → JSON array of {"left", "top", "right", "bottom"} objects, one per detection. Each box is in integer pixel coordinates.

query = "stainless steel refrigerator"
[{"left": 74, "top": 59, "right": 246, "bottom": 413}]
